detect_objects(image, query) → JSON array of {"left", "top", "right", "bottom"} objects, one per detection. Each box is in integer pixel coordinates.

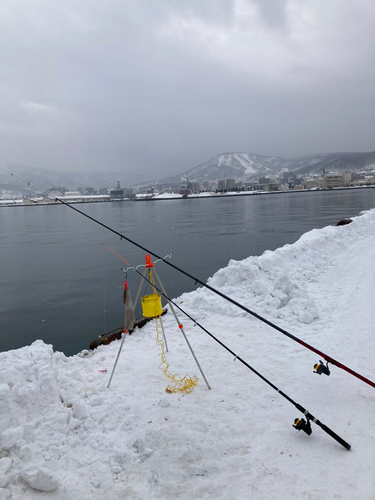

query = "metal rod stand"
[
  {"left": 159, "top": 315, "right": 169, "bottom": 352},
  {"left": 107, "top": 331, "right": 126, "bottom": 389}
]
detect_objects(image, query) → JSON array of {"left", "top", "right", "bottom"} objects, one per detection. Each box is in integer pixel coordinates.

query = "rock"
[
  {"left": 20, "top": 466, "right": 58, "bottom": 492},
  {"left": 336, "top": 219, "right": 352, "bottom": 226}
]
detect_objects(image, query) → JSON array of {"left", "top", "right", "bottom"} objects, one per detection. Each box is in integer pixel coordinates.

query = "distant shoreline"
[{"left": 1, "top": 185, "right": 374, "bottom": 207}]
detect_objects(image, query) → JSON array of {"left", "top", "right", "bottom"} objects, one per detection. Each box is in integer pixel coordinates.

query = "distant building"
[
  {"left": 22, "top": 198, "right": 36, "bottom": 205},
  {"left": 190, "top": 182, "right": 202, "bottom": 192},
  {"left": 110, "top": 189, "right": 124, "bottom": 198},
  {"left": 303, "top": 179, "right": 319, "bottom": 189},
  {"left": 65, "top": 191, "right": 81, "bottom": 197},
  {"left": 217, "top": 178, "right": 235, "bottom": 191},
  {"left": 338, "top": 171, "right": 352, "bottom": 186},
  {"left": 281, "top": 171, "right": 295, "bottom": 183},
  {"left": 258, "top": 177, "right": 270, "bottom": 184},
  {"left": 61, "top": 193, "right": 110, "bottom": 202},
  {"left": 218, "top": 180, "right": 226, "bottom": 191},
  {"left": 123, "top": 188, "right": 135, "bottom": 199},
  {"left": 318, "top": 174, "right": 343, "bottom": 189},
  {"left": 263, "top": 184, "right": 279, "bottom": 192},
  {"left": 226, "top": 179, "right": 235, "bottom": 190},
  {"left": 40, "top": 196, "right": 55, "bottom": 204}
]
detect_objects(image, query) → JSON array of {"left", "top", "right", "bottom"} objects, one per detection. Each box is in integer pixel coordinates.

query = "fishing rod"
[
  {"left": 107, "top": 247, "right": 351, "bottom": 451},
  {"left": 1, "top": 166, "right": 374, "bottom": 390}
]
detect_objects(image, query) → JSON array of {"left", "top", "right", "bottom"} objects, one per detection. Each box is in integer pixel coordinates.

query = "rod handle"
[{"left": 319, "top": 423, "right": 351, "bottom": 450}]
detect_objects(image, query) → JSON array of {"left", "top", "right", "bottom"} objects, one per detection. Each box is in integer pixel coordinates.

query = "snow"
[
  {"left": 150, "top": 193, "right": 183, "bottom": 199},
  {"left": 1, "top": 209, "right": 375, "bottom": 499},
  {"left": 233, "top": 154, "right": 257, "bottom": 174},
  {"left": 150, "top": 191, "right": 264, "bottom": 200}
]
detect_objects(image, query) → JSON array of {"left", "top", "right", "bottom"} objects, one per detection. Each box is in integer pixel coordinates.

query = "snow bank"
[
  {"left": 179, "top": 210, "right": 374, "bottom": 327},
  {"left": 1, "top": 208, "right": 374, "bottom": 499}
]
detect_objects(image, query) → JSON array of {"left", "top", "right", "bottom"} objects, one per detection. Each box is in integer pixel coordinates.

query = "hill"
[
  {"left": 2, "top": 149, "right": 374, "bottom": 196},
  {"left": 159, "top": 150, "right": 375, "bottom": 186},
  {"left": 0, "top": 164, "right": 151, "bottom": 193}
]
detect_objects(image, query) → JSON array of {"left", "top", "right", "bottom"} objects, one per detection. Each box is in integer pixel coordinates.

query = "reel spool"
[
  {"left": 293, "top": 417, "right": 312, "bottom": 435},
  {"left": 314, "top": 360, "right": 330, "bottom": 376}
]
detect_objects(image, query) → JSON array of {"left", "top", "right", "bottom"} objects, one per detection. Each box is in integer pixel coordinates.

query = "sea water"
[{"left": 1, "top": 188, "right": 375, "bottom": 355}]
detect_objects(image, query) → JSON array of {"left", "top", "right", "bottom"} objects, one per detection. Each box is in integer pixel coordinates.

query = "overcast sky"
[{"left": 1, "top": 0, "right": 374, "bottom": 177}]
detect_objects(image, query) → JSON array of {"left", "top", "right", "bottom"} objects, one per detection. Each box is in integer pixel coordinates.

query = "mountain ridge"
[
  {"left": 0, "top": 164, "right": 152, "bottom": 193},
  {"left": 158, "top": 150, "right": 375, "bottom": 186},
  {"left": 1, "top": 150, "right": 374, "bottom": 194}
]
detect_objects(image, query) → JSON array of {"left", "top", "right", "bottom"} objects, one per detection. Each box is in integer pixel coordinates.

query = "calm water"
[{"left": 1, "top": 189, "right": 375, "bottom": 355}]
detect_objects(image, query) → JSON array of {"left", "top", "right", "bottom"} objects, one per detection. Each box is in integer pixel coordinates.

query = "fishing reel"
[
  {"left": 313, "top": 360, "right": 330, "bottom": 376},
  {"left": 293, "top": 417, "right": 312, "bottom": 436}
]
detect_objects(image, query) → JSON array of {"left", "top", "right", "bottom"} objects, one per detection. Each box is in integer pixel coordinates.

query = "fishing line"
[
  {"left": 2, "top": 166, "right": 374, "bottom": 390},
  {"left": 108, "top": 248, "right": 351, "bottom": 450}
]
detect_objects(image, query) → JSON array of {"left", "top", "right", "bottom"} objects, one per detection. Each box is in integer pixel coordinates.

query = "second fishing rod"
[{"left": 109, "top": 249, "right": 351, "bottom": 451}]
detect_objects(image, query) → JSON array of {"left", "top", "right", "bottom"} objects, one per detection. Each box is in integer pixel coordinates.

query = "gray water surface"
[{"left": 1, "top": 189, "right": 374, "bottom": 355}]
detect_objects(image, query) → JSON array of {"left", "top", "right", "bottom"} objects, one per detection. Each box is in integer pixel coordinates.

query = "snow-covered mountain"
[
  {"left": 1, "top": 149, "right": 374, "bottom": 196},
  {"left": 291, "top": 151, "right": 375, "bottom": 176},
  {"left": 160, "top": 150, "right": 375, "bottom": 185},
  {"left": 162, "top": 152, "right": 294, "bottom": 184}
]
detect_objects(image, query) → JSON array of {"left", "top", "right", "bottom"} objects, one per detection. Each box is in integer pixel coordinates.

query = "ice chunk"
[
  {"left": 1, "top": 426, "right": 24, "bottom": 450},
  {"left": 20, "top": 466, "right": 58, "bottom": 492},
  {"left": 0, "top": 385, "right": 10, "bottom": 400},
  {"left": 0, "top": 488, "right": 11, "bottom": 500},
  {"left": 0, "top": 458, "right": 12, "bottom": 474}
]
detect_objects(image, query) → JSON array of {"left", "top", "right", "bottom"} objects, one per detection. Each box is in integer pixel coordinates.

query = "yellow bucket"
[{"left": 141, "top": 293, "right": 163, "bottom": 318}]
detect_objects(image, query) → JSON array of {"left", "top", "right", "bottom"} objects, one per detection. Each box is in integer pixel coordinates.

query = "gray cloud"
[
  {"left": 253, "top": 0, "right": 288, "bottom": 27},
  {"left": 0, "top": 0, "right": 374, "bottom": 177}
]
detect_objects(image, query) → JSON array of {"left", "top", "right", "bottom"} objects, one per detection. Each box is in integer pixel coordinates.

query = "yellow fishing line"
[{"left": 155, "top": 316, "right": 198, "bottom": 394}]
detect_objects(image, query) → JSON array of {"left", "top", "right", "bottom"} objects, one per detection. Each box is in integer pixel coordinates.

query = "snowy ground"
[
  {"left": 1, "top": 209, "right": 375, "bottom": 499},
  {"left": 150, "top": 191, "right": 261, "bottom": 200}
]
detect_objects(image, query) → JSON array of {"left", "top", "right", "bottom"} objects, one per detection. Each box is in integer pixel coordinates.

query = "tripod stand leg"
[
  {"left": 159, "top": 315, "right": 169, "bottom": 352},
  {"left": 107, "top": 331, "right": 126, "bottom": 389}
]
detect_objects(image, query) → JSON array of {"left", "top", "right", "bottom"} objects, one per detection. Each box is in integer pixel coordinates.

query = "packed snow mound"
[
  {"left": 0, "top": 341, "right": 118, "bottom": 498},
  {"left": 179, "top": 209, "right": 374, "bottom": 326}
]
